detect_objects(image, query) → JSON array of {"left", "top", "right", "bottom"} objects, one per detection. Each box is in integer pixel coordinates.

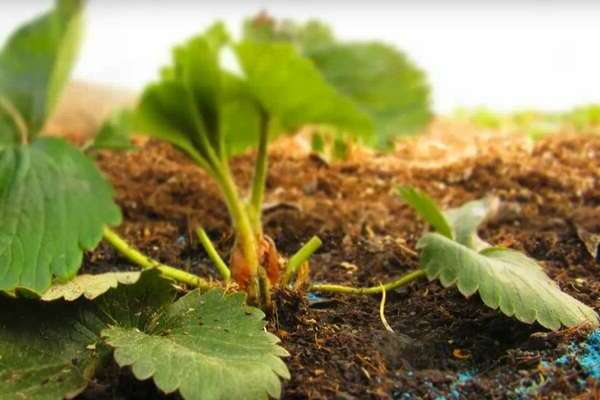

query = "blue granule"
[{"left": 576, "top": 329, "right": 600, "bottom": 379}]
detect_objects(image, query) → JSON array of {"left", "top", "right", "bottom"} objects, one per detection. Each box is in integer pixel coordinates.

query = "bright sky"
[{"left": 2, "top": 1, "right": 600, "bottom": 113}]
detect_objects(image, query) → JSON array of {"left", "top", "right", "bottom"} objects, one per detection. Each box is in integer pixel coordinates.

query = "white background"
[{"left": 2, "top": 1, "right": 600, "bottom": 113}]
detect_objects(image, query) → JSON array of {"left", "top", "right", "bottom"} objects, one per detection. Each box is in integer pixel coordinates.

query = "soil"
[{"left": 76, "top": 127, "right": 600, "bottom": 399}]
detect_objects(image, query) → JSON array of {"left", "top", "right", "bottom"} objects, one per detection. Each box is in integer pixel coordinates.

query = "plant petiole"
[
  {"left": 282, "top": 236, "right": 323, "bottom": 285},
  {"left": 196, "top": 227, "right": 231, "bottom": 282},
  {"left": 309, "top": 269, "right": 426, "bottom": 295},
  {"left": 103, "top": 227, "right": 212, "bottom": 290}
]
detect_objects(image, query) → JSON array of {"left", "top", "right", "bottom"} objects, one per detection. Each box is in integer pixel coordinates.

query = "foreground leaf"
[
  {"left": 401, "top": 187, "right": 599, "bottom": 330},
  {"left": 103, "top": 289, "right": 290, "bottom": 400},
  {"left": 0, "top": 138, "right": 121, "bottom": 293},
  {"left": 0, "top": 298, "right": 105, "bottom": 400},
  {"left": 0, "top": 0, "right": 83, "bottom": 137},
  {"left": 0, "top": 270, "right": 174, "bottom": 400},
  {"left": 41, "top": 271, "right": 142, "bottom": 301}
]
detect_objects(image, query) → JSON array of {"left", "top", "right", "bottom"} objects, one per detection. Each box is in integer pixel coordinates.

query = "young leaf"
[
  {"left": 89, "top": 109, "right": 135, "bottom": 151},
  {"left": 103, "top": 288, "right": 290, "bottom": 400},
  {"left": 235, "top": 41, "right": 373, "bottom": 139},
  {"left": 0, "top": 270, "right": 174, "bottom": 400},
  {"left": 0, "top": 0, "right": 83, "bottom": 137},
  {"left": 401, "top": 187, "right": 599, "bottom": 330},
  {"left": 419, "top": 234, "right": 599, "bottom": 330},
  {"left": 41, "top": 271, "right": 142, "bottom": 301},
  {"left": 0, "top": 138, "right": 121, "bottom": 293},
  {"left": 398, "top": 187, "right": 453, "bottom": 239}
]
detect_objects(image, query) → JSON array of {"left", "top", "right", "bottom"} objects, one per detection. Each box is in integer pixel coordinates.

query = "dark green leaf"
[
  {"left": 0, "top": 137, "right": 121, "bottom": 293},
  {"left": 0, "top": 270, "right": 174, "bottom": 400},
  {"left": 0, "top": 0, "right": 83, "bottom": 137},
  {"left": 236, "top": 41, "right": 373, "bottom": 139},
  {"left": 103, "top": 288, "right": 290, "bottom": 400}
]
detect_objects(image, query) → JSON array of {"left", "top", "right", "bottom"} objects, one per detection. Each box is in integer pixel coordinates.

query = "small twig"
[
  {"left": 309, "top": 269, "right": 426, "bottom": 295},
  {"left": 283, "top": 236, "right": 323, "bottom": 285},
  {"left": 379, "top": 283, "right": 394, "bottom": 333},
  {"left": 196, "top": 227, "right": 231, "bottom": 282},
  {"left": 103, "top": 227, "right": 212, "bottom": 290}
]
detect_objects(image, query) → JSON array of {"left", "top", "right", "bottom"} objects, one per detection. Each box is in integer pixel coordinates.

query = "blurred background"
[{"left": 2, "top": 0, "right": 600, "bottom": 114}]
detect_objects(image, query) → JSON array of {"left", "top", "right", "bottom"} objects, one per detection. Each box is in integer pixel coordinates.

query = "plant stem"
[
  {"left": 195, "top": 227, "right": 230, "bottom": 282},
  {"left": 0, "top": 96, "right": 28, "bottom": 144},
  {"left": 103, "top": 227, "right": 212, "bottom": 289},
  {"left": 248, "top": 110, "right": 270, "bottom": 235},
  {"left": 309, "top": 269, "right": 426, "bottom": 295},
  {"left": 282, "top": 236, "right": 323, "bottom": 285}
]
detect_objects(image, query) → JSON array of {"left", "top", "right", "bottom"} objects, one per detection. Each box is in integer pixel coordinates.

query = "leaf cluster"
[{"left": 399, "top": 187, "right": 599, "bottom": 330}]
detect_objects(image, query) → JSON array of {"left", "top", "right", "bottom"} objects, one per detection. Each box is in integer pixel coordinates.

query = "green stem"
[
  {"left": 103, "top": 227, "right": 212, "bottom": 289},
  {"left": 309, "top": 269, "right": 426, "bottom": 295},
  {"left": 248, "top": 110, "right": 270, "bottom": 234},
  {"left": 196, "top": 227, "right": 230, "bottom": 282},
  {"left": 283, "top": 236, "right": 323, "bottom": 285},
  {"left": 0, "top": 96, "right": 28, "bottom": 144}
]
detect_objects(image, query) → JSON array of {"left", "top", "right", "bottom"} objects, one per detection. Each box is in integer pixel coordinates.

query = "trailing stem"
[
  {"left": 103, "top": 227, "right": 212, "bottom": 289},
  {"left": 282, "top": 236, "right": 323, "bottom": 285},
  {"left": 309, "top": 269, "right": 426, "bottom": 295}
]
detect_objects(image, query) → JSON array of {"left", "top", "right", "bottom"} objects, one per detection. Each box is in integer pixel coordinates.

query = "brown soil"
[{"left": 77, "top": 129, "right": 600, "bottom": 399}]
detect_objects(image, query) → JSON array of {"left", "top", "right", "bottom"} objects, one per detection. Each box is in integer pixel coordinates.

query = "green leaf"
[
  {"left": 307, "top": 42, "right": 431, "bottom": 148},
  {"left": 236, "top": 41, "right": 373, "bottom": 139},
  {"left": 0, "top": 0, "right": 83, "bottom": 137},
  {"left": 0, "top": 270, "right": 174, "bottom": 400},
  {"left": 89, "top": 109, "right": 135, "bottom": 151},
  {"left": 0, "top": 137, "right": 121, "bottom": 293},
  {"left": 0, "top": 297, "right": 106, "bottom": 400},
  {"left": 41, "top": 271, "right": 142, "bottom": 301},
  {"left": 418, "top": 233, "right": 599, "bottom": 330},
  {"left": 243, "top": 16, "right": 431, "bottom": 149},
  {"left": 398, "top": 187, "right": 453, "bottom": 239},
  {"left": 402, "top": 187, "right": 600, "bottom": 330},
  {"left": 103, "top": 288, "right": 290, "bottom": 400}
]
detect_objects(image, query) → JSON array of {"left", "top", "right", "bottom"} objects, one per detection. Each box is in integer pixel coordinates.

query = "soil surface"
[{"left": 76, "top": 128, "right": 600, "bottom": 399}]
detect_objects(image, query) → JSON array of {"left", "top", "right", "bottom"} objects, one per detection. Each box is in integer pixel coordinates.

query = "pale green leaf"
[
  {"left": 418, "top": 233, "right": 599, "bottom": 330},
  {"left": 41, "top": 271, "right": 142, "bottom": 301},
  {"left": 0, "top": 0, "right": 83, "bottom": 137},
  {"left": 103, "top": 288, "right": 290, "bottom": 400},
  {"left": 0, "top": 137, "right": 121, "bottom": 293},
  {"left": 398, "top": 187, "right": 453, "bottom": 239},
  {"left": 90, "top": 109, "right": 134, "bottom": 151},
  {"left": 0, "top": 270, "right": 174, "bottom": 400},
  {"left": 236, "top": 41, "right": 373, "bottom": 139},
  {"left": 443, "top": 197, "right": 498, "bottom": 251}
]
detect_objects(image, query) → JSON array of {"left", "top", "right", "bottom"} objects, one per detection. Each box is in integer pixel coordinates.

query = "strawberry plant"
[
  {"left": 312, "top": 187, "right": 599, "bottom": 331},
  {"left": 129, "top": 22, "right": 371, "bottom": 306}
]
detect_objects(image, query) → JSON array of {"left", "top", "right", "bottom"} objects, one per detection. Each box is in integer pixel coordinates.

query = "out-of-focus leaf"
[
  {"left": 236, "top": 41, "right": 372, "bottom": 140},
  {"left": 90, "top": 109, "right": 135, "bottom": 151},
  {"left": 0, "top": 0, "right": 83, "bottom": 137}
]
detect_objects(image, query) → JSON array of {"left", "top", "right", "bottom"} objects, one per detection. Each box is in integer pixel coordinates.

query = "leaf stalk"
[
  {"left": 283, "top": 236, "right": 323, "bottom": 285},
  {"left": 195, "top": 227, "right": 231, "bottom": 282}
]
